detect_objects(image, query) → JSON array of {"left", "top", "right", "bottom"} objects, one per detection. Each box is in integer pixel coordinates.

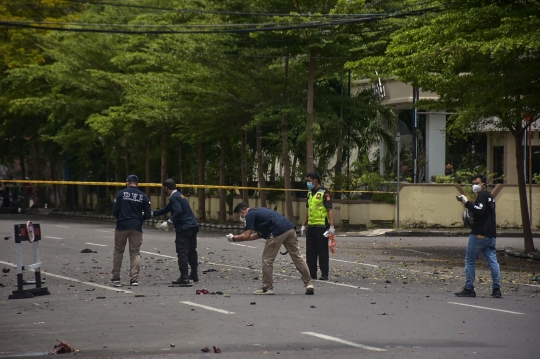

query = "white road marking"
[
  {"left": 402, "top": 249, "right": 432, "bottom": 255},
  {"left": 180, "top": 301, "right": 235, "bottom": 314},
  {"left": 230, "top": 243, "right": 258, "bottom": 248},
  {"left": 448, "top": 302, "right": 525, "bottom": 315},
  {"left": 141, "top": 251, "right": 176, "bottom": 259},
  {"left": 55, "top": 225, "right": 69, "bottom": 228},
  {"left": 45, "top": 236, "right": 63, "bottom": 240},
  {"left": 137, "top": 250, "right": 369, "bottom": 290},
  {"left": 96, "top": 230, "right": 111, "bottom": 233},
  {"left": 302, "top": 332, "right": 386, "bottom": 352},
  {"left": 85, "top": 242, "right": 108, "bottom": 247},
  {"left": 0, "top": 261, "right": 133, "bottom": 294},
  {"left": 331, "top": 258, "right": 380, "bottom": 268},
  {"left": 205, "top": 261, "right": 370, "bottom": 290}
]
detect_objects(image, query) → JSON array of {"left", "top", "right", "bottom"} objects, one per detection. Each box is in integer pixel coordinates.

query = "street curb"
[{"left": 504, "top": 248, "right": 540, "bottom": 261}]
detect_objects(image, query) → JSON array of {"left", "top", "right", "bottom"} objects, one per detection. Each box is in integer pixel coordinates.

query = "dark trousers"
[
  {"left": 174, "top": 226, "right": 198, "bottom": 278},
  {"left": 306, "top": 226, "right": 329, "bottom": 278}
]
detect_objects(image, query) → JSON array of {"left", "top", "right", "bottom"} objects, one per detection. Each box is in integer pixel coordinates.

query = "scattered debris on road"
[
  {"left": 80, "top": 249, "right": 97, "bottom": 253},
  {"left": 201, "top": 346, "right": 210, "bottom": 352},
  {"left": 49, "top": 340, "right": 75, "bottom": 354},
  {"left": 213, "top": 345, "right": 222, "bottom": 353}
]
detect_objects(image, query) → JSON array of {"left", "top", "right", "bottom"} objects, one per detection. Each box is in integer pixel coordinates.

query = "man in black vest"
[
  {"left": 111, "top": 174, "right": 151, "bottom": 286},
  {"left": 153, "top": 178, "right": 199, "bottom": 285}
]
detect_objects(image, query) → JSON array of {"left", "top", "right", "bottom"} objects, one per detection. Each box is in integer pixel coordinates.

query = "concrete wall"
[{"left": 90, "top": 184, "right": 540, "bottom": 229}]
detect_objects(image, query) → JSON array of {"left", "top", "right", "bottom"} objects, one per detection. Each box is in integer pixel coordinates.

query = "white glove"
[
  {"left": 300, "top": 226, "right": 306, "bottom": 237},
  {"left": 458, "top": 194, "right": 468, "bottom": 204},
  {"left": 159, "top": 221, "right": 169, "bottom": 231},
  {"left": 328, "top": 226, "right": 335, "bottom": 235},
  {"left": 226, "top": 233, "right": 234, "bottom": 242}
]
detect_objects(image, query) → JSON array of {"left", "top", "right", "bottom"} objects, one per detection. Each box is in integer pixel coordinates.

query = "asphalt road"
[{"left": 1, "top": 214, "right": 539, "bottom": 359}]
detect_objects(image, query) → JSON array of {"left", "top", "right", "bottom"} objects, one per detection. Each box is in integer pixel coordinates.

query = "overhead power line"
[{"left": 0, "top": 6, "right": 442, "bottom": 35}]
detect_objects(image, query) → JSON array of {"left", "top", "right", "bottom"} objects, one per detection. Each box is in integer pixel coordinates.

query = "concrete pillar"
[{"left": 425, "top": 113, "right": 446, "bottom": 182}]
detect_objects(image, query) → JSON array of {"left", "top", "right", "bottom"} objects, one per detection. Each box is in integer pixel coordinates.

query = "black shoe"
[
  {"left": 172, "top": 277, "right": 191, "bottom": 285},
  {"left": 492, "top": 288, "right": 502, "bottom": 298},
  {"left": 319, "top": 275, "right": 328, "bottom": 281},
  {"left": 110, "top": 276, "right": 120, "bottom": 283},
  {"left": 130, "top": 278, "right": 138, "bottom": 286},
  {"left": 311, "top": 275, "right": 317, "bottom": 280},
  {"left": 189, "top": 271, "right": 199, "bottom": 283},
  {"left": 454, "top": 287, "right": 476, "bottom": 297}
]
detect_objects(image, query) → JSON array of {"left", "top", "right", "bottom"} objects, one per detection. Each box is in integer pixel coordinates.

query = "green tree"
[{"left": 361, "top": 0, "right": 539, "bottom": 252}]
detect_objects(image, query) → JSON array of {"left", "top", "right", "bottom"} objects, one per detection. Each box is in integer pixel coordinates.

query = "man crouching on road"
[{"left": 226, "top": 203, "right": 314, "bottom": 295}]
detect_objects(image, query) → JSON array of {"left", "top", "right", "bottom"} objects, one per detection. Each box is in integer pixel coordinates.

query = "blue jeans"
[{"left": 465, "top": 234, "right": 500, "bottom": 290}]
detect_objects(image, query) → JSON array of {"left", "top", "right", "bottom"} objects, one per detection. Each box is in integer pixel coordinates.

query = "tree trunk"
[
  {"left": 256, "top": 125, "right": 267, "bottom": 207},
  {"left": 241, "top": 129, "right": 249, "bottom": 204},
  {"left": 19, "top": 141, "right": 26, "bottom": 179},
  {"left": 336, "top": 70, "right": 344, "bottom": 183},
  {"left": 160, "top": 132, "right": 168, "bottom": 209},
  {"left": 178, "top": 143, "right": 184, "bottom": 185},
  {"left": 198, "top": 142, "right": 206, "bottom": 222},
  {"left": 145, "top": 142, "right": 151, "bottom": 196},
  {"left": 306, "top": 48, "right": 317, "bottom": 174},
  {"left": 511, "top": 130, "right": 536, "bottom": 252},
  {"left": 270, "top": 157, "right": 276, "bottom": 182},
  {"left": 219, "top": 137, "right": 227, "bottom": 222},
  {"left": 115, "top": 146, "right": 120, "bottom": 193},
  {"left": 291, "top": 154, "right": 298, "bottom": 181},
  {"left": 282, "top": 55, "right": 294, "bottom": 221},
  {"left": 282, "top": 118, "right": 294, "bottom": 221},
  {"left": 125, "top": 144, "right": 131, "bottom": 177}
]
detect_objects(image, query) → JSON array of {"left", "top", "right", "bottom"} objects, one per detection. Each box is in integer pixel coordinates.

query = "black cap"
[{"left": 126, "top": 174, "right": 139, "bottom": 182}]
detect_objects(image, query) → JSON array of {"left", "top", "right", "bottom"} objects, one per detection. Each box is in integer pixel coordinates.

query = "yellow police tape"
[{"left": 0, "top": 179, "right": 390, "bottom": 194}]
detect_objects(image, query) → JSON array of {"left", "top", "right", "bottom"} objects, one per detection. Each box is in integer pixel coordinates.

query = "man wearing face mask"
[
  {"left": 153, "top": 178, "right": 199, "bottom": 285},
  {"left": 301, "top": 171, "right": 335, "bottom": 280},
  {"left": 456, "top": 174, "right": 501, "bottom": 298},
  {"left": 226, "top": 203, "right": 314, "bottom": 295}
]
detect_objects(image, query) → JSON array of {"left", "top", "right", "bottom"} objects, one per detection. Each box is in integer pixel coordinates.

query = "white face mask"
[
  {"left": 472, "top": 184, "right": 482, "bottom": 193},
  {"left": 239, "top": 213, "right": 246, "bottom": 224}
]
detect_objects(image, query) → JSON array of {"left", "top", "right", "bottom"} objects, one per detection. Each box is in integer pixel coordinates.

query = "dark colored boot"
[
  {"left": 454, "top": 287, "right": 476, "bottom": 297},
  {"left": 189, "top": 270, "right": 199, "bottom": 283},
  {"left": 172, "top": 277, "right": 191, "bottom": 285}
]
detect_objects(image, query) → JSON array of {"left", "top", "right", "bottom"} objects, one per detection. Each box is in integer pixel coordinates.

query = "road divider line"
[
  {"left": 136, "top": 251, "right": 369, "bottom": 290},
  {"left": 55, "top": 225, "right": 69, "bottom": 228},
  {"left": 45, "top": 236, "right": 63, "bottom": 240},
  {"left": 0, "top": 261, "right": 133, "bottom": 294},
  {"left": 205, "top": 261, "right": 369, "bottom": 290},
  {"left": 230, "top": 243, "right": 258, "bottom": 248},
  {"left": 140, "top": 251, "right": 176, "bottom": 259},
  {"left": 402, "top": 249, "right": 432, "bottom": 255},
  {"left": 448, "top": 302, "right": 525, "bottom": 315},
  {"left": 180, "top": 301, "right": 235, "bottom": 314},
  {"left": 301, "top": 332, "right": 386, "bottom": 352},
  {"left": 96, "top": 230, "right": 111, "bottom": 233},
  {"left": 331, "top": 258, "right": 379, "bottom": 268},
  {"left": 85, "top": 242, "right": 108, "bottom": 247}
]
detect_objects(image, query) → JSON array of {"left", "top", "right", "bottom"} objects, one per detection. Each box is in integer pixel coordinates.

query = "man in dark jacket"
[
  {"left": 227, "top": 203, "right": 314, "bottom": 295},
  {"left": 153, "top": 178, "right": 199, "bottom": 285},
  {"left": 111, "top": 174, "right": 151, "bottom": 286},
  {"left": 455, "top": 174, "right": 501, "bottom": 298}
]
